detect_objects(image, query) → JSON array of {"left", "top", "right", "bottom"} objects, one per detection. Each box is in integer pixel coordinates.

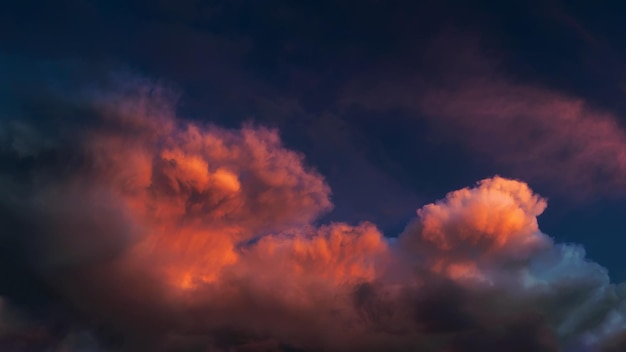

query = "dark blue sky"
[{"left": 2, "top": 0, "right": 626, "bottom": 280}]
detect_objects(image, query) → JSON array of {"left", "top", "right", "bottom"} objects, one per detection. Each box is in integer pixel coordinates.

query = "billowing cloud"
[
  {"left": 2, "top": 71, "right": 626, "bottom": 352},
  {"left": 400, "top": 176, "right": 552, "bottom": 282}
]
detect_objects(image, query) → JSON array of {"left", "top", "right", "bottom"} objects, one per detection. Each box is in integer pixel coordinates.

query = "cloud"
[
  {"left": 405, "top": 177, "right": 549, "bottom": 254},
  {"left": 419, "top": 78, "right": 626, "bottom": 197},
  {"left": 1, "top": 68, "right": 626, "bottom": 351},
  {"left": 342, "top": 40, "right": 626, "bottom": 199}
]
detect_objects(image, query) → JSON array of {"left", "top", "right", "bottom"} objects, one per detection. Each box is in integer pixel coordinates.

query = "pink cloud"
[
  {"left": 419, "top": 77, "right": 626, "bottom": 196},
  {"left": 342, "top": 41, "right": 626, "bottom": 198}
]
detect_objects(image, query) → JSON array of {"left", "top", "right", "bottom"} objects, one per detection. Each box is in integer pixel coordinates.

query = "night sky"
[{"left": 2, "top": 1, "right": 626, "bottom": 351}]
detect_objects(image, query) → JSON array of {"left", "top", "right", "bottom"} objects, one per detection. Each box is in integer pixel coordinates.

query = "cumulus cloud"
[
  {"left": 2, "top": 69, "right": 626, "bottom": 352},
  {"left": 401, "top": 176, "right": 551, "bottom": 272}
]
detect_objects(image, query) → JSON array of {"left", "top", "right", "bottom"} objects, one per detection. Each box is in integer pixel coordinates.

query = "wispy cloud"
[{"left": 343, "top": 40, "right": 626, "bottom": 199}]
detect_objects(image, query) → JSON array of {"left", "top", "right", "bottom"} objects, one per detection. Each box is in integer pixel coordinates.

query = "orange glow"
[
  {"left": 160, "top": 148, "right": 212, "bottom": 193},
  {"left": 75, "top": 96, "right": 554, "bottom": 331},
  {"left": 432, "top": 259, "right": 484, "bottom": 281},
  {"left": 401, "top": 176, "right": 551, "bottom": 281},
  {"left": 416, "top": 176, "right": 546, "bottom": 253},
  {"left": 249, "top": 222, "right": 388, "bottom": 284},
  {"left": 212, "top": 168, "right": 241, "bottom": 193},
  {"left": 133, "top": 226, "right": 240, "bottom": 289},
  {"left": 83, "top": 114, "right": 333, "bottom": 292}
]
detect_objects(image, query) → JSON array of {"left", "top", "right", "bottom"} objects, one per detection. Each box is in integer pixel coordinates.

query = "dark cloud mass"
[{"left": 2, "top": 1, "right": 626, "bottom": 351}]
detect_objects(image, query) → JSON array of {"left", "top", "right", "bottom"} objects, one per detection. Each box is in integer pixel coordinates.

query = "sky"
[{"left": 2, "top": 0, "right": 626, "bottom": 351}]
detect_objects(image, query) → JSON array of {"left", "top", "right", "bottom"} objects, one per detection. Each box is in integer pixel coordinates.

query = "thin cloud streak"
[{"left": 343, "top": 42, "right": 626, "bottom": 199}]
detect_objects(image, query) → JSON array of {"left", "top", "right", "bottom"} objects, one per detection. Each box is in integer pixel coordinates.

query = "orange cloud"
[
  {"left": 4, "top": 76, "right": 626, "bottom": 351},
  {"left": 247, "top": 222, "right": 388, "bottom": 285},
  {"left": 69, "top": 94, "right": 334, "bottom": 292},
  {"left": 401, "top": 176, "right": 552, "bottom": 280}
]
